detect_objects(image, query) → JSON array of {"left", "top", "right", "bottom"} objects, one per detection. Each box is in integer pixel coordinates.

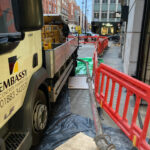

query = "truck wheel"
[{"left": 32, "top": 90, "right": 48, "bottom": 145}]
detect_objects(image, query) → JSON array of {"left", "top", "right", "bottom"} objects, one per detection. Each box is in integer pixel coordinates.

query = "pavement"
[
  {"left": 70, "top": 41, "right": 149, "bottom": 138},
  {"left": 33, "top": 41, "right": 149, "bottom": 150},
  {"left": 78, "top": 44, "right": 95, "bottom": 58},
  {"left": 98, "top": 42, "right": 132, "bottom": 128},
  {"left": 70, "top": 42, "right": 126, "bottom": 128},
  {"left": 31, "top": 41, "right": 149, "bottom": 150},
  {"left": 69, "top": 43, "right": 95, "bottom": 120}
]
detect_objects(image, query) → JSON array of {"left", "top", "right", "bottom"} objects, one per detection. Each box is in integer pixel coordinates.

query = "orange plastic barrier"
[
  {"left": 68, "top": 35, "right": 76, "bottom": 38},
  {"left": 93, "top": 56, "right": 150, "bottom": 150},
  {"left": 79, "top": 36, "right": 99, "bottom": 44},
  {"left": 67, "top": 35, "right": 108, "bottom": 45},
  {"left": 92, "top": 50, "right": 98, "bottom": 79},
  {"left": 68, "top": 35, "right": 99, "bottom": 44},
  {"left": 96, "top": 37, "right": 108, "bottom": 55}
]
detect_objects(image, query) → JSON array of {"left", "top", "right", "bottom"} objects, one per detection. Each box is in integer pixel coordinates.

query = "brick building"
[
  {"left": 42, "top": 0, "right": 57, "bottom": 14},
  {"left": 57, "top": 0, "right": 69, "bottom": 21},
  {"left": 68, "top": 0, "right": 80, "bottom": 33},
  {"left": 42, "top": 0, "right": 82, "bottom": 33}
]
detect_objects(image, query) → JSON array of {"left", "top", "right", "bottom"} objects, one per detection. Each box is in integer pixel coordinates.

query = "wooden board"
[
  {"left": 68, "top": 77, "right": 94, "bottom": 89},
  {"left": 55, "top": 132, "right": 98, "bottom": 150}
]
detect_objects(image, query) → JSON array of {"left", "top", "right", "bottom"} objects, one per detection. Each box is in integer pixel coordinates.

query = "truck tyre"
[{"left": 32, "top": 89, "right": 48, "bottom": 145}]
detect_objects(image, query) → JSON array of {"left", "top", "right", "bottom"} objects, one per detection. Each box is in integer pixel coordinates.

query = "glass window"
[
  {"left": 102, "top": 0, "right": 108, "bottom": 3},
  {"left": 110, "top": 0, "right": 116, "bottom": 3},
  {"left": 94, "top": 12, "right": 99, "bottom": 19},
  {"left": 109, "top": 12, "right": 115, "bottom": 18},
  {"left": 95, "top": 0, "right": 100, "bottom": 3},
  {"left": 49, "top": 5, "right": 51, "bottom": 12},
  {"left": 0, "top": 0, "right": 17, "bottom": 33},
  {"left": 101, "top": 12, "right": 107, "bottom": 18}
]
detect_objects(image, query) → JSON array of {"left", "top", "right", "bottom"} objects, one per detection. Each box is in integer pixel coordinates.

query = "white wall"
[
  {"left": 68, "top": 24, "right": 76, "bottom": 33},
  {"left": 123, "top": 0, "right": 145, "bottom": 76},
  {"left": 57, "top": 0, "right": 61, "bottom": 14}
]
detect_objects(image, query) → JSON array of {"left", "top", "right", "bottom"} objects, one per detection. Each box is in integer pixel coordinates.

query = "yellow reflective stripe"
[
  {"left": 133, "top": 135, "right": 137, "bottom": 147},
  {"left": 13, "top": 62, "right": 18, "bottom": 73},
  {"left": 100, "top": 101, "right": 103, "bottom": 108}
]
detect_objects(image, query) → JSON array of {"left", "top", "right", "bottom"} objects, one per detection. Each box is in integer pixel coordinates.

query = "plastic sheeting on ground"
[
  {"left": 75, "top": 57, "right": 104, "bottom": 75},
  {"left": 31, "top": 84, "right": 132, "bottom": 150}
]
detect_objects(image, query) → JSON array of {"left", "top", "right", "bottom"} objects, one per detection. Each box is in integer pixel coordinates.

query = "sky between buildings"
[{"left": 76, "top": 0, "right": 92, "bottom": 23}]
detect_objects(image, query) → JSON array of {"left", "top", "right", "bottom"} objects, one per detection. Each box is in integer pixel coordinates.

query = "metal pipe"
[{"left": 77, "top": 58, "right": 116, "bottom": 150}]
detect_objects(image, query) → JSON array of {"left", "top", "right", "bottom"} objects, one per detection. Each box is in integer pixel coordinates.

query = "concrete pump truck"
[{"left": 0, "top": 0, "right": 78, "bottom": 149}]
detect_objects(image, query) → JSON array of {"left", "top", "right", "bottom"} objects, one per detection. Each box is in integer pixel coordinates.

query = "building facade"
[
  {"left": 57, "top": 0, "right": 69, "bottom": 21},
  {"left": 92, "top": 0, "right": 121, "bottom": 35},
  {"left": 80, "top": 10, "right": 86, "bottom": 32},
  {"left": 42, "top": 0, "right": 82, "bottom": 33},
  {"left": 122, "top": 0, "right": 150, "bottom": 86},
  {"left": 68, "top": 0, "right": 80, "bottom": 33},
  {"left": 42, "top": 0, "right": 57, "bottom": 14}
]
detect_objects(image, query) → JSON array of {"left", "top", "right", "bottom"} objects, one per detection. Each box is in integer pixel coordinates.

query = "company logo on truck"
[
  {"left": 0, "top": 56, "right": 27, "bottom": 93},
  {"left": 0, "top": 70, "right": 27, "bottom": 93},
  {"left": 0, "top": 56, "right": 28, "bottom": 111},
  {"left": 8, "top": 56, "right": 18, "bottom": 75}
]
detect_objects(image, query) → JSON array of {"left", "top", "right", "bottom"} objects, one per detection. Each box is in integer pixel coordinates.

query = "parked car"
[
  {"left": 79, "top": 32, "right": 99, "bottom": 41},
  {"left": 108, "top": 34, "right": 120, "bottom": 42},
  {"left": 81, "top": 32, "right": 99, "bottom": 37}
]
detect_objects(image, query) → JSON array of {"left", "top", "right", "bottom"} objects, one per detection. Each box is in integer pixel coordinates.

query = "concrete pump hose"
[{"left": 77, "top": 58, "right": 116, "bottom": 150}]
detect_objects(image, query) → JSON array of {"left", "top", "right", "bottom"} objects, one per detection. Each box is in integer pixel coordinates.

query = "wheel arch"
[
  {"left": 8, "top": 67, "right": 49, "bottom": 137},
  {"left": 38, "top": 82, "right": 50, "bottom": 111}
]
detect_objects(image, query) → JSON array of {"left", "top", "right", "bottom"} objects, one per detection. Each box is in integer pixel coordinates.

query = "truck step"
[{"left": 4, "top": 132, "right": 30, "bottom": 150}]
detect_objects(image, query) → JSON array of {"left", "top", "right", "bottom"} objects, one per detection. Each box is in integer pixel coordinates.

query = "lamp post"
[
  {"left": 84, "top": 0, "right": 87, "bottom": 34},
  {"left": 82, "top": 0, "right": 84, "bottom": 31}
]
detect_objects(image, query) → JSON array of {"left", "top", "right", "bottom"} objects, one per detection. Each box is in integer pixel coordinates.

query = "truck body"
[{"left": 0, "top": 1, "right": 78, "bottom": 150}]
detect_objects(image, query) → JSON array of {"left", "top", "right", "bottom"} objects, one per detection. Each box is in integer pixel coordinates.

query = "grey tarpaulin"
[{"left": 31, "top": 84, "right": 132, "bottom": 150}]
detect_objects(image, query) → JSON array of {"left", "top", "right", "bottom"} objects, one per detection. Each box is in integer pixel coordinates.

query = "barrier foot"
[{"left": 95, "top": 135, "right": 116, "bottom": 150}]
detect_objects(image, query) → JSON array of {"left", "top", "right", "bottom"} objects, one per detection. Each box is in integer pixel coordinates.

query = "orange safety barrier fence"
[
  {"left": 96, "top": 37, "right": 108, "bottom": 56},
  {"left": 79, "top": 36, "right": 99, "bottom": 44},
  {"left": 93, "top": 52, "right": 150, "bottom": 150},
  {"left": 92, "top": 50, "right": 98, "bottom": 79},
  {"left": 67, "top": 35, "right": 108, "bottom": 45},
  {"left": 68, "top": 35, "right": 108, "bottom": 56},
  {"left": 68, "top": 35, "right": 99, "bottom": 44}
]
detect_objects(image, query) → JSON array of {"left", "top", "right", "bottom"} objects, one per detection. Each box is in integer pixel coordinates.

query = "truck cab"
[{"left": 0, "top": 1, "right": 78, "bottom": 149}]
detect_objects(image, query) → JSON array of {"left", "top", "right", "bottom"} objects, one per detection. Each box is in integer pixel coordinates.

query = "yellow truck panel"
[
  {"left": 0, "top": 31, "right": 42, "bottom": 129},
  {"left": 0, "top": 1, "right": 78, "bottom": 149}
]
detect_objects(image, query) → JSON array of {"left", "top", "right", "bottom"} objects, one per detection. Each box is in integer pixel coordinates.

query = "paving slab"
[
  {"left": 69, "top": 89, "right": 93, "bottom": 119},
  {"left": 68, "top": 76, "right": 94, "bottom": 89},
  {"left": 78, "top": 44, "right": 95, "bottom": 58},
  {"left": 55, "top": 132, "right": 97, "bottom": 150},
  {"left": 70, "top": 41, "right": 149, "bottom": 140}
]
